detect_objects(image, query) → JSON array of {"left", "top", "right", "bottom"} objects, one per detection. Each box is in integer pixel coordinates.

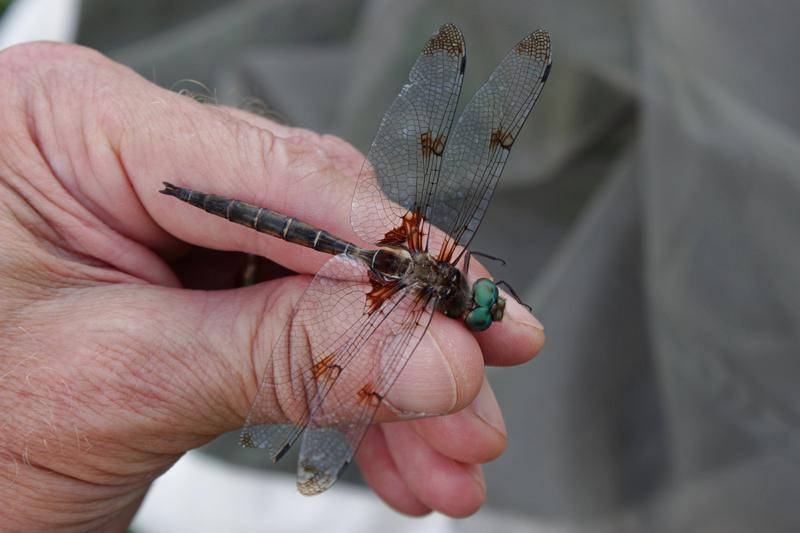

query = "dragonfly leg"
[
  {"left": 469, "top": 250, "right": 507, "bottom": 266},
  {"left": 463, "top": 250, "right": 472, "bottom": 278},
  {"left": 495, "top": 280, "right": 533, "bottom": 311}
]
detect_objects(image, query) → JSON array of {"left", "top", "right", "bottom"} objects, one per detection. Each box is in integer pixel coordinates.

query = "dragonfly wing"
[
  {"left": 351, "top": 23, "right": 465, "bottom": 249},
  {"left": 240, "top": 253, "right": 435, "bottom": 492},
  {"left": 241, "top": 254, "right": 392, "bottom": 460},
  {"left": 296, "top": 288, "right": 436, "bottom": 495},
  {"left": 431, "top": 29, "right": 552, "bottom": 261}
]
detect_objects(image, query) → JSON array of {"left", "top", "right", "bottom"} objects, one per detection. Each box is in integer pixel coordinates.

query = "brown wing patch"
[
  {"left": 377, "top": 210, "right": 426, "bottom": 252},
  {"left": 311, "top": 354, "right": 343, "bottom": 381},
  {"left": 421, "top": 130, "right": 446, "bottom": 159},
  {"left": 423, "top": 23, "right": 464, "bottom": 56},
  {"left": 378, "top": 226, "right": 408, "bottom": 247},
  {"left": 366, "top": 271, "right": 403, "bottom": 315},
  {"left": 490, "top": 128, "right": 515, "bottom": 150},
  {"left": 240, "top": 430, "right": 255, "bottom": 448},
  {"left": 516, "top": 29, "right": 551, "bottom": 62},
  {"left": 357, "top": 384, "right": 383, "bottom": 408},
  {"left": 297, "top": 461, "right": 335, "bottom": 496}
]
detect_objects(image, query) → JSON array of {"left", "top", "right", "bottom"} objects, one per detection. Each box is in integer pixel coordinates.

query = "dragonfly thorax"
[
  {"left": 406, "top": 253, "right": 472, "bottom": 320},
  {"left": 404, "top": 253, "right": 506, "bottom": 331}
]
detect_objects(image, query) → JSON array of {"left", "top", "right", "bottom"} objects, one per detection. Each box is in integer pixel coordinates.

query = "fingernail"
[{"left": 470, "top": 378, "right": 506, "bottom": 437}]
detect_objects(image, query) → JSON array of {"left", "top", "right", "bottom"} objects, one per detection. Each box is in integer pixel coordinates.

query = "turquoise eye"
[
  {"left": 466, "top": 306, "right": 493, "bottom": 331},
  {"left": 472, "top": 278, "right": 498, "bottom": 308}
]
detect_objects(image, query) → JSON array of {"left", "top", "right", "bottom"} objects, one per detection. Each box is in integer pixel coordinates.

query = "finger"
[
  {"left": 477, "top": 295, "right": 545, "bottom": 367},
  {"left": 76, "top": 279, "right": 485, "bottom": 434},
  {"left": 383, "top": 421, "right": 486, "bottom": 517},
  {"left": 356, "top": 426, "right": 430, "bottom": 516},
  {"left": 378, "top": 313, "right": 485, "bottom": 419},
  {"left": 8, "top": 43, "right": 357, "bottom": 277},
  {"left": 121, "top": 79, "right": 365, "bottom": 275},
  {"left": 409, "top": 377, "right": 507, "bottom": 464}
]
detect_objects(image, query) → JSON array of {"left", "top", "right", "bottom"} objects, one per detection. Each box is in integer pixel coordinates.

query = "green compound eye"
[
  {"left": 472, "top": 278, "right": 498, "bottom": 308},
  {"left": 466, "top": 306, "right": 493, "bottom": 331}
]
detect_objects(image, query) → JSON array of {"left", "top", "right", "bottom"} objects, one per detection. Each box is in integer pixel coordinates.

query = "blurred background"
[{"left": 3, "top": 0, "right": 798, "bottom": 531}]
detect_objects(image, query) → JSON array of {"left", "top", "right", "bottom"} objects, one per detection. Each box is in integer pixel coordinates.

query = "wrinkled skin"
[{"left": 0, "top": 42, "right": 544, "bottom": 530}]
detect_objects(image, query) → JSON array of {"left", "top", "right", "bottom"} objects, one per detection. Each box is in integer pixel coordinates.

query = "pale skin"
[{"left": 0, "top": 42, "right": 545, "bottom": 530}]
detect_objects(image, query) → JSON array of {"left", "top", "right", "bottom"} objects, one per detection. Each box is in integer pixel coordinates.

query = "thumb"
[{"left": 85, "top": 277, "right": 481, "bottom": 442}]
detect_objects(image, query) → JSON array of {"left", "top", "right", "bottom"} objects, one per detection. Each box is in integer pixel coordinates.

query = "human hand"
[{"left": 0, "top": 42, "right": 544, "bottom": 530}]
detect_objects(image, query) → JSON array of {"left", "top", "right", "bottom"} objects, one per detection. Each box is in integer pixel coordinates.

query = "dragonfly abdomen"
[{"left": 160, "top": 183, "right": 355, "bottom": 256}]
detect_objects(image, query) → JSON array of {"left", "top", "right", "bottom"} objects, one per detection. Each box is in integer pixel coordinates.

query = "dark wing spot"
[
  {"left": 240, "top": 431, "right": 255, "bottom": 448},
  {"left": 378, "top": 225, "right": 408, "bottom": 247},
  {"left": 357, "top": 384, "right": 384, "bottom": 407},
  {"left": 420, "top": 130, "right": 447, "bottom": 158},
  {"left": 422, "top": 23, "right": 464, "bottom": 56},
  {"left": 366, "top": 272, "right": 402, "bottom": 315},
  {"left": 490, "top": 128, "right": 514, "bottom": 150},
  {"left": 420, "top": 130, "right": 433, "bottom": 158},
  {"left": 516, "top": 29, "right": 551, "bottom": 61},
  {"left": 297, "top": 461, "right": 336, "bottom": 496},
  {"left": 378, "top": 211, "right": 426, "bottom": 252},
  {"left": 311, "top": 354, "right": 342, "bottom": 381}
]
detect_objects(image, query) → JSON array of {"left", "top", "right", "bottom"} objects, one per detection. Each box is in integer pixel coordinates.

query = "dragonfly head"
[
  {"left": 464, "top": 278, "right": 506, "bottom": 332},
  {"left": 431, "top": 262, "right": 505, "bottom": 331}
]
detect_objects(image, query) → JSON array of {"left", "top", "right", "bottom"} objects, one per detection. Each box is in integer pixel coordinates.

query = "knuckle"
[
  {"left": 0, "top": 41, "right": 109, "bottom": 78},
  {"left": 0, "top": 42, "right": 123, "bottom": 115}
]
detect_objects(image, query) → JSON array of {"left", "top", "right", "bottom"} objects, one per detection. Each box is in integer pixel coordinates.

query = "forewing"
[
  {"left": 241, "top": 254, "right": 393, "bottom": 461},
  {"left": 296, "top": 287, "right": 436, "bottom": 495},
  {"left": 351, "top": 23, "right": 465, "bottom": 247},
  {"left": 432, "top": 29, "right": 552, "bottom": 260}
]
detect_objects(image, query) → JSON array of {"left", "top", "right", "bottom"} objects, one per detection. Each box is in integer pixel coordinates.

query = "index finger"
[{"left": 121, "top": 94, "right": 364, "bottom": 275}]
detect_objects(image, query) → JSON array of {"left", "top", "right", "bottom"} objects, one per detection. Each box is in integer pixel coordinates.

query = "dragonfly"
[{"left": 160, "top": 23, "right": 551, "bottom": 495}]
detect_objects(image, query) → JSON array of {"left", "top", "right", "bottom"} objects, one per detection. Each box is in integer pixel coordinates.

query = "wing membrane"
[
  {"left": 241, "top": 254, "right": 380, "bottom": 459},
  {"left": 240, "top": 254, "right": 435, "bottom": 483},
  {"left": 240, "top": 25, "right": 553, "bottom": 496},
  {"left": 351, "top": 23, "right": 465, "bottom": 246},
  {"left": 297, "top": 290, "right": 435, "bottom": 494},
  {"left": 431, "top": 29, "right": 552, "bottom": 259}
]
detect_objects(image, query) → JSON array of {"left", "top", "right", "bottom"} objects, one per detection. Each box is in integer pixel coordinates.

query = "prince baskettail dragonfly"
[{"left": 160, "top": 23, "right": 551, "bottom": 495}]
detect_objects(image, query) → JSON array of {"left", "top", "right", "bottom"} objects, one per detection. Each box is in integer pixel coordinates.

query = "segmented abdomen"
[{"left": 160, "top": 182, "right": 353, "bottom": 256}]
